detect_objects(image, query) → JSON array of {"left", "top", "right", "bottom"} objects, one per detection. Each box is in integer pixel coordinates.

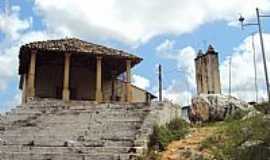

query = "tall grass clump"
[{"left": 149, "top": 118, "right": 189, "bottom": 151}]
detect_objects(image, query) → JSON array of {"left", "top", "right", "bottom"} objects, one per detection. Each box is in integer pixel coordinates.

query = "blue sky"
[{"left": 1, "top": 0, "right": 270, "bottom": 112}]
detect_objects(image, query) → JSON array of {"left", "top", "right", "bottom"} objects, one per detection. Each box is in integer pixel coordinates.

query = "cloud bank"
[
  {"left": 2, "top": 0, "right": 270, "bottom": 106},
  {"left": 33, "top": 0, "right": 270, "bottom": 44}
]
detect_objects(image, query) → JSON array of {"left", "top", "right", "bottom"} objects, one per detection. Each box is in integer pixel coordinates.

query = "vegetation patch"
[
  {"left": 201, "top": 114, "right": 270, "bottom": 160},
  {"left": 224, "top": 109, "right": 250, "bottom": 122},
  {"left": 138, "top": 118, "right": 190, "bottom": 160},
  {"left": 149, "top": 118, "right": 190, "bottom": 151},
  {"left": 254, "top": 102, "right": 270, "bottom": 114},
  {"left": 137, "top": 150, "right": 161, "bottom": 160}
]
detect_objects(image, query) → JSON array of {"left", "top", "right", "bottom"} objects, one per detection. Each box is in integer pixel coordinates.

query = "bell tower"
[{"left": 195, "top": 45, "right": 221, "bottom": 95}]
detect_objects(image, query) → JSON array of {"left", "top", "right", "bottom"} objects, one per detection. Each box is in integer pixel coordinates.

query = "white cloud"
[
  {"left": 220, "top": 33, "right": 270, "bottom": 102},
  {"left": 156, "top": 40, "right": 197, "bottom": 88},
  {"left": 156, "top": 40, "right": 175, "bottom": 56},
  {"left": 0, "top": 7, "right": 63, "bottom": 92},
  {"left": 0, "top": 46, "right": 19, "bottom": 90},
  {"left": 0, "top": 30, "right": 63, "bottom": 92},
  {"left": 0, "top": 6, "right": 32, "bottom": 40},
  {"left": 174, "top": 47, "right": 197, "bottom": 88},
  {"left": 155, "top": 41, "right": 197, "bottom": 105},
  {"left": 132, "top": 74, "right": 150, "bottom": 90},
  {"left": 33, "top": 0, "right": 270, "bottom": 45},
  {"left": 162, "top": 80, "right": 194, "bottom": 106},
  {"left": 0, "top": 7, "right": 32, "bottom": 91}
]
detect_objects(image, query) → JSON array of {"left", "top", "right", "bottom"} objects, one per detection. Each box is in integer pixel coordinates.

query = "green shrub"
[
  {"left": 137, "top": 150, "right": 161, "bottom": 160},
  {"left": 149, "top": 125, "right": 172, "bottom": 150},
  {"left": 168, "top": 118, "right": 189, "bottom": 140},
  {"left": 255, "top": 102, "right": 270, "bottom": 114},
  {"left": 200, "top": 135, "right": 220, "bottom": 150},
  {"left": 202, "top": 115, "right": 270, "bottom": 160},
  {"left": 149, "top": 118, "right": 189, "bottom": 151},
  {"left": 224, "top": 109, "right": 249, "bottom": 122}
]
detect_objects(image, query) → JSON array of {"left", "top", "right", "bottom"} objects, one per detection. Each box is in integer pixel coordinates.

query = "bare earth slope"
[{"left": 161, "top": 126, "right": 217, "bottom": 160}]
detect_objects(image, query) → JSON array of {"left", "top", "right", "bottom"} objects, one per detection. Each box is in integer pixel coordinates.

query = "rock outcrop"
[
  {"left": 0, "top": 99, "right": 179, "bottom": 160},
  {"left": 190, "top": 94, "right": 252, "bottom": 122}
]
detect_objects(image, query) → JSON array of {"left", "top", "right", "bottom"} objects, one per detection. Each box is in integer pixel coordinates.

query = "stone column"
[
  {"left": 21, "top": 74, "right": 28, "bottom": 104},
  {"left": 125, "top": 59, "right": 132, "bottom": 102},
  {"left": 27, "top": 50, "right": 37, "bottom": 98},
  {"left": 95, "top": 56, "right": 103, "bottom": 102},
  {"left": 62, "top": 53, "right": 71, "bottom": 102},
  {"left": 111, "top": 71, "right": 117, "bottom": 101}
]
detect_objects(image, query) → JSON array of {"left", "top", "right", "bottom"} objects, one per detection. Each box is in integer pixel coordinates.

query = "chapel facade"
[{"left": 18, "top": 38, "right": 156, "bottom": 104}]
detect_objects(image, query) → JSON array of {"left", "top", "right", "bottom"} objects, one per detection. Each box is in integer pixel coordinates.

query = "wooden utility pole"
[{"left": 159, "top": 64, "right": 162, "bottom": 102}]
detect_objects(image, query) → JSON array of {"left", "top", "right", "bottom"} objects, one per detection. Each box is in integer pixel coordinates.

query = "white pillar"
[
  {"left": 126, "top": 59, "right": 132, "bottom": 102},
  {"left": 27, "top": 50, "right": 37, "bottom": 98},
  {"left": 96, "top": 56, "right": 103, "bottom": 102},
  {"left": 62, "top": 53, "right": 71, "bottom": 102}
]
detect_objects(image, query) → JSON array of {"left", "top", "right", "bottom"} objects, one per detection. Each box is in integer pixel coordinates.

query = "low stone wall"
[{"left": 134, "top": 101, "right": 180, "bottom": 154}]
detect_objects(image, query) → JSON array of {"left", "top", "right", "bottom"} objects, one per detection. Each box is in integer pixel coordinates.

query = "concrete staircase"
[{"left": 0, "top": 100, "right": 153, "bottom": 160}]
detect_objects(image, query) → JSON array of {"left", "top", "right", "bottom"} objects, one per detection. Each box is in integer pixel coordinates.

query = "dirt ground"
[{"left": 160, "top": 126, "right": 217, "bottom": 160}]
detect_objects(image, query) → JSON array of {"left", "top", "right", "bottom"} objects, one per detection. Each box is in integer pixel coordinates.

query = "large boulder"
[{"left": 190, "top": 94, "right": 252, "bottom": 122}]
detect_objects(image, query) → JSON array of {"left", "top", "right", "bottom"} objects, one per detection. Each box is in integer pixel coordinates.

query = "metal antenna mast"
[
  {"left": 239, "top": 8, "right": 270, "bottom": 102},
  {"left": 252, "top": 33, "right": 259, "bottom": 102}
]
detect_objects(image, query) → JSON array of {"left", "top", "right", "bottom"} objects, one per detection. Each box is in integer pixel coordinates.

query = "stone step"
[
  {"left": 1, "top": 141, "right": 134, "bottom": 148},
  {"left": 1, "top": 135, "right": 136, "bottom": 147},
  {"left": 0, "top": 101, "right": 156, "bottom": 160},
  {"left": 4, "top": 115, "right": 144, "bottom": 129},
  {"left": 9, "top": 111, "right": 147, "bottom": 117},
  {"left": 15, "top": 107, "right": 148, "bottom": 113},
  {"left": 0, "top": 151, "right": 138, "bottom": 160},
  {"left": 7, "top": 109, "right": 148, "bottom": 116},
  {"left": 8, "top": 118, "right": 143, "bottom": 125},
  {"left": 2, "top": 133, "right": 138, "bottom": 143},
  {"left": 4, "top": 122, "right": 142, "bottom": 133},
  {"left": 14, "top": 105, "right": 149, "bottom": 111},
  {"left": 3, "top": 114, "right": 42, "bottom": 123},
  {"left": 4, "top": 120, "right": 142, "bottom": 130},
  {"left": 4, "top": 111, "right": 147, "bottom": 123},
  {"left": 0, "top": 145, "right": 136, "bottom": 154},
  {"left": 21, "top": 103, "right": 148, "bottom": 110}
]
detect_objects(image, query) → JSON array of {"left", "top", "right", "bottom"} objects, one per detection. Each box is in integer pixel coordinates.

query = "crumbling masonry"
[
  {"left": 195, "top": 45, "right": 221, "bottom": 95},
  {"left": 0, "top": 100, "right": 179, "bottom": 160}
]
